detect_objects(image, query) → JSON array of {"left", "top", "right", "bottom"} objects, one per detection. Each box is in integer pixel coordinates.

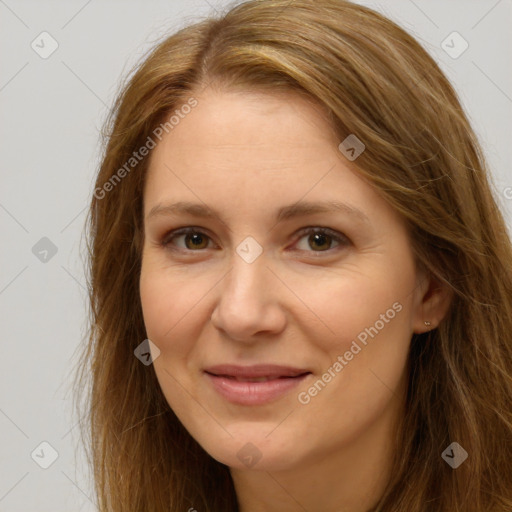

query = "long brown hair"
[{"left": 73, "top": 0, "right": 512, "bottom": 510}]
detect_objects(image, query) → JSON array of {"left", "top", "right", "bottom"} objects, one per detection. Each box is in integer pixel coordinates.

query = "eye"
[
  {"left": 293, "top": 227, "right": 350, "bottom": 254},
  {"left": 161, "top": 226, "right": 350, "bottom": 255},
  {"left": 161, "top": 227, "right": 214, "bottom": 251}
]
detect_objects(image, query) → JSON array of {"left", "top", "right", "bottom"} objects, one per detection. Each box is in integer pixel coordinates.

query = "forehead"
[
  {"left": 150, "top": 88, "right": 338, "bottom": 162},
  {"left": 142, "top": 88, "right": 396, "bottom": 229},
  {"left": 146, "top": 89, "right": 340, "bottom": 186}
]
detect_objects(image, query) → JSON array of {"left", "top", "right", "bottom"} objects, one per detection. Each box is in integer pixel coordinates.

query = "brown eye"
[
  {"left": 183, "top": 232, "right": 209, "bottom": 250},
  {"left": 307, "top": 232, "right": 332, "bottom": 251},
  {"left": 294, "top": 227, "right": 349, "bottom": 253},
  {"left": 162, "top": 228, "right": 212, "bottom": 251}
]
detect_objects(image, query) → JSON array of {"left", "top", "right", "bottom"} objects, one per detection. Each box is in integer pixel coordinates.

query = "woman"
[{"left": 74, "top": 0, "right": 512, "bottom": 510}]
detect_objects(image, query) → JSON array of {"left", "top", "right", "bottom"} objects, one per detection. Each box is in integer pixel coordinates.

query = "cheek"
[
  {"left": 139, "top": 265, "right": 196, "bottom": 351},
  {"left": 139, "top": 266, "right": 204, "bottom": 416},
  {"left": 140, "top": 270, "right": 172, "bottom": 341},
  {"left": 293, "top": 277, "right": 412, "bottom": 447},
  {"left": 288, "top": 260, "right": 415, "bottom": 413},
  {"left": 287, "top": 264, "right": 412, "bottom": 352},
  {"left": 139, "top": 262, "right": 220, "bottom": 376}
]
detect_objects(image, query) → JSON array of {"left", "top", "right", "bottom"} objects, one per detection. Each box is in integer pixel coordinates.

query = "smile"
[{"left": 204, "top": 364, "right": 312, "bottom": 405}]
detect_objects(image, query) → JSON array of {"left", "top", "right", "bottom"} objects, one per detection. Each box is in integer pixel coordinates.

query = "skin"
[{"left": 139, "top": 87, "right": 452, "bottom": 512}]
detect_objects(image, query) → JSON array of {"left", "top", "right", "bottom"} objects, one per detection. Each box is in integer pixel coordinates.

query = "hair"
[{"left": 73, "top": 0, "right": 512, "bottom": 510}]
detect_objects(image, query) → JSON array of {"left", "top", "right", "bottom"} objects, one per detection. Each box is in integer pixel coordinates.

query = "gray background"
[{"left": 1, "top": 0, "right": 511, "bottom": 510}]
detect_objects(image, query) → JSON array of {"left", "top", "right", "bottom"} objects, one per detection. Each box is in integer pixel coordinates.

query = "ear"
[{"left": 412, "top": 270, "right": 454, "bottom": 334}]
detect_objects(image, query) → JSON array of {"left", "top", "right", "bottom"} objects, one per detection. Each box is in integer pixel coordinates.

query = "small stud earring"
[{"left": 424, "top": 321, "right": 431, "bottom": 327}]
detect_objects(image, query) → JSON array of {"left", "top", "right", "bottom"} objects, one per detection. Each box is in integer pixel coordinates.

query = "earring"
[{"left": 424, "top": 321, "right": 431, "bottom": 327}]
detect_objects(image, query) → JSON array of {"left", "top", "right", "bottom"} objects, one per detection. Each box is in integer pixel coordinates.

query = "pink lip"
[{"left": 204, "top": 364, "right": 311, "bottom": 405}]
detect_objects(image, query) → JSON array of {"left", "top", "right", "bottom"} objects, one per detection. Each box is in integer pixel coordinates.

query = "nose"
[{"left": 210, "top": 252, "right": 287, "bottom": 343}]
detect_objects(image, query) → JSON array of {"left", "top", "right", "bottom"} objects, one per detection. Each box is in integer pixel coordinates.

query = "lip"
[{"left": 204, "top": 364, "right": 312, "bottom": 405}]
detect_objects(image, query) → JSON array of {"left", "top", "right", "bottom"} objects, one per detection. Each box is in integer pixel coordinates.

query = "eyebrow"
[{"left": 146, "top": 200, "right": 371, "bottom": 225}]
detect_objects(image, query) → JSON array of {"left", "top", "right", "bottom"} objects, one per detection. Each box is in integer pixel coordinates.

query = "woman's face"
[{"left": 140, "top": 88, "right": 431, "bottom": 472}]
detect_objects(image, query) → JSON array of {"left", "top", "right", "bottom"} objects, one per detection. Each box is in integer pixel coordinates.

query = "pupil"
[
  {"left": 311, "top": 233, "right": 330, "bottom": 250},
  {"left": 187, "top": 233, "right": 205, "bottom": 248}
]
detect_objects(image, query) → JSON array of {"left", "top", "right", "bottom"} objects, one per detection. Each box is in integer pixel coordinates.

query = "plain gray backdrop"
[{"left": 1, "top": 0, "right": 511, "bottom": 510}]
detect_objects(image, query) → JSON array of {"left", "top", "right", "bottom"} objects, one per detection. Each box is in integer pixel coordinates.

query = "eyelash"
[{"left": 160, "top": 226, "right": 350, "bottom": 256}]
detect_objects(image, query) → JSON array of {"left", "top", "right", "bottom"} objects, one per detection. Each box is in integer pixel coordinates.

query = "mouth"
[
  {"left": 213, "top": 375, "right": 304, "bottom": 382},
  {"left": 204, "top": 364, "right": 312, "bottom": 405}
]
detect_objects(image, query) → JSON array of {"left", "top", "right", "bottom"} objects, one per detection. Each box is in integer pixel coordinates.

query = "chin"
[{"left": 197, "top": 427, "right": 306, "bottom": 472}]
